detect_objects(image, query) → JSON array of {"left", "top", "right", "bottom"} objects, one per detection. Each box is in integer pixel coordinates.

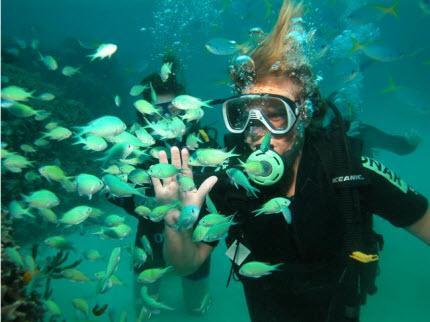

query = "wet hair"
[{"left": 244, "top": 0, "right": 327, "bottom": 129}]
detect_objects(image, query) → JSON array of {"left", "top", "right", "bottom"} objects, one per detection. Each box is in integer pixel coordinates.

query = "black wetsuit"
[{"left": 206, "top": 132, "right": 427, "bottom": 322}]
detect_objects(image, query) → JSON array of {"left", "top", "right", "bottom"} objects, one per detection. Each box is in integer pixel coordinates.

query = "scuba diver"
[
  {"left": 154, "top": 1, "right": 430, "bottom": 322},
  {"left": 109, "top": 52, "right": 215, "bottom": 317}
]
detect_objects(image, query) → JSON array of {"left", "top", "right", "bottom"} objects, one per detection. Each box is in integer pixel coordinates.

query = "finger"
[
  {"left": 158, "top": 150, "right": 168, "bottom": 164},
  {"left": 196, "top": 176, "right": 218, "bottom": 197},
  {"left": 151, "top": 176, "right": 163, "bottom": 192},
  {"left": 171, "top": 146, "right": 181, "bottom": 169},
  {"left": 181, "top": 148, "right": 193, "bottom": 178}
]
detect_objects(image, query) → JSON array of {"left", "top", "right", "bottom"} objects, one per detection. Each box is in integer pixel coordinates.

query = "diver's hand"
[
  {"left": 151, "top": 146, "right": 218, "bottom": 204},
  {"left": 151, "top": 146, "right": 218, "bottom": 227}
]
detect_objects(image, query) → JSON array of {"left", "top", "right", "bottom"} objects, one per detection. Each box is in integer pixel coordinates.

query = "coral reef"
[{"left": 1, "top": 212, "right": 44, "bottom": 322}]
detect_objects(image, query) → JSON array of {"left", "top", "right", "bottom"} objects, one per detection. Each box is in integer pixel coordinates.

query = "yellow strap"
[
  {"left": 349, "top": 251, "right": 379, "bottom": 263},
  {"left": 198, "top": 129, "right": 210, "bottom": 143}
]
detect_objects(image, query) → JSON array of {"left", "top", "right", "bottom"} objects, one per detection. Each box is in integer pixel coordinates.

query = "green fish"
[
  {"left": 104, "top": 214, "right": 125, "bottom": 227},
  {"left": 41, "top": 127, "right": 72, "bottom": 141},
  {"left": 39, "top": 53, "right": 58, "bottom": 70},
  {"left": 8, "top": 200, "right": 33, "bottom": 219},
  {"left": 83, "top": 249, "right": 103, "bottom": 261},
  {"left": 129, "top": 84, "right": 149, "bottom": 96},
  {"left": 44, "top": 235, "right": 73, "bottom": 250},
  {"left": 38, "top": 165, "right": 70, "bottom": 183},
  {"left": 44, "top": 299, "right": 62, "bottom": 316},
  {"left": 239, "top": 261, "right": 282, "bottom": 278},
  {"left": 189, "top": 148, "right": 239, "bottom": 170},
  {"left": 97, "top": 142, "right": 134, "bottom": 165},
  {"left": 1, "top": 85, "right": 35, "bottom": 101},
  {"left": 137, "top": 266, "right": 173, "bottom": 284},
  {"left": 192, "top": 224, "right": 211, "bottom": 242},
  {"left": 148, "top": 202, "right": 179, "bottom": 222},
  {"left": 134, "top": 99, "right": 162, "bottom": 116},
  {"left": 198, "top": 213, "right": 233, "bottom": 227},
  {"left": 75, "top": 115, "right": 126, "bottom": 138},
  {"left": 129, "top": 169, "right": 150, "bottom": 185},
  {"left": 239, "top": 159, "right": 269, "bottom": 176},
  {"left": 98, "top": 247, "right": 121, "bottom": 293},
  {"left": 97, "top": 224, "right": 132, "bottom": 240},
  {"left": 174, "top": 205, "right": 200, "bottom": 231},
  {"left": 62, "top": 66, "right": 81, "bottom": 77},
  {"left": 2, "top": 102, "right": 42, "bottom": 118},
  {"left": 3, "top": 154, "right": 33, "bottom": 173},
  {"left": 4, "top": 247, "right": 24, "bottom": 268},
  {"left": 73, "top": 134, "right": 108, "bottom": 152},
  {"left": 76, "top": 173, "right": 104, "bottom": 200},
  {"left": 62, "top": 268, "right": 91, "bottom": 282},
  {"left": 38, "top": 208, "right": 58, "bottom": 224},
  {"left": 172, "top": 94, "right": 212, "bottom": 110},
  {"left": 140, "top": 286, "right": 175, "bottom": 311},
  {"left": 134, "top": 205, "right": 151, "bottom": 218},
  {"left": 226, "top": 168, "right": 260, "bottom": 198},
  {"left": 22, "top": 189, "right": 60, "bottom": 209},
  {"left": 140, "top": 235, "right": 153, "bottom": 258},
  {"left": 147, "top": 163, "right": 181, "bottom": 179},
  {"left": 72, "top": 298, "right": 89, "bottom": 317},
  {"left": 178, "top": 174, "right": 196, "bottom": 192},
  {"left": 202, "top": 221, "right": 235, "bottom": 242},
  {"left": 59, "top": 206, "right": 92, "bottom": 225},
  {"left": 102, "top": 174, "right": 146, "bottom": 198},
  {"left": 253, "top": 197, "right": 292, "bottom": 224}
]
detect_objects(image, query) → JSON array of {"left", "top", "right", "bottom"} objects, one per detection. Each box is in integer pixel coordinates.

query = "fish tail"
[
  {"left": 350, "top": 37, "right": 364, "bottom": 53},
  {"left": 271, "top": 263, "right": 283, "bottom": 271},
  {"left": 87, "top": 53, "right": 97, "bottom": 61},
  {"left": 203, "top": 100, "right": 214, "bottom": 108},
  {"left": 227, "top": 147, "right": 240, "bottom": 158},
  {"left": 249, "top": 186, "right": 260, "bottom": 198}
]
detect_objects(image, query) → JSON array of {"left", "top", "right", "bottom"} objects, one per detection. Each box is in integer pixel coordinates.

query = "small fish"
[
  {"left": 140, "top": 286, "right": 175, "bottom": 311},
  {"left": 38, "top": 165, "right": 70, "bottom": 183},
  {"left": 103, "top": 165, "right": 122, "bottom": 175},
  {"left": 4, "top": 154, "right": 34, "bottom": 173},
  {"left": 129, "top": 169, "right": 150, "bottom": 185},
  {"left": 226, "top": 168, "right": 260, "bottom": 198},
  {"left": 37, "top": 92, "right": 55, "bottom": 101},
  {"left": 172, "top": 95, "right": 212, "bottom": 110},
  {"left": 20, "top": 144, "right": 37, "bottom": 153},
  {"left": 149, "top": 82, "right": 157, "bottom": 103},
  {"left": 31, "top": 39, "right": 40, "bottom": 50},
  {"left": 92, "top": 303, "right": 109, "bottom": 316},
  {"left": 130, "top": 84, "right": 148, "bottom": 96},
  {"left": 44, "top": 299, "right": 62, "bottom": 316},
  {"left": 134, "top": 99, "right": 162, "bottom": 116},
  {"left": 198, "top": 213, "right": 233, "bottom": 227},
  {"left": 22, "top": 189, "right": 60, "bottom": 209},
  {"left": 84, "top": 249, "right": 103, "bottom": 261},
  {"left": 140, "top": 235, "right": 153, "bottom": 258},
  {"left": 239, "top": 159, "right": 270, "bottom": 176},
  {"left": 147, "top": 163, "right": 181, "bottom": 179},
  {"left": 62, "top": 65, "right": 81, "bottom": 77},
  {"left": 178, "top": 174, "right": 196, "bottom": 192},
  {"left": 34, "top": 138, "right": 49, "bottom": 147},
  {"left": 192, "top": 224, "right": 211, "bottom": 242},
  {"left": 59, "top": 205, "right": 93, "bottom": 225},
  {"left": 189, "top": 148, "right": 239, "bottom": 170},
  {"left": 4, "top": 247, "right": 25, "bottom": 267},
  {"left": 40, "top": 127, "right": 72, "bottom": 141},
  {"left": 2, "top": 102, "right": 41, "bottom": 118},
  {"left": 97, "top": 142, "right": 134, "bottom": 165},
  {"left": 62, "top": 268, "right": 91, "bottom": 282},
  {"left": 185, "top": 133, "right": 203, "bottom": 150},
  {"left": 1, "top": 85, "right": 35, "bottom": 101},
  {"left": 148, "top": 202, "right": 179, "bottom": 222},
  {"left": 88, "top": 43, "right": 118, "bottom": 61},
  {"left": 174, "top": 205, "right": 201, "bottom": 231},
  {"left": 253, "top": 197, "right": 292, "bottom": 223},
  {"left": 39, "top": 53, "right": 58, "bottom": 70},
  {"left": 134, "top": 127, "right": 156, "bottom": 147},
  {"left": 72, "top": 298, "right": 90, "bottom": 317},
  {"left": 205, "top": 38, "right": 239, "bottom": 55},
  {"left": 38, "top": 208, "right": 58, "bottom": 224},
  {"left": 103, "top": 174, "right": 146, "bottom": 198},
  {"left": 137, "top": 266, "right": 173, "bottom": 283},
  {"left": 180, "top": 107, "right": 205, "bottom": 122},
  {"left": 362, "top": 44, "right": 406, "bottom": 62},
  {"left": 75, "top": 115, "right": 126, "bottom": 138},
  {"left": 114, "top": 95, "right": 121, "bottom": 107},
  {"left": 45, "top": 122, "right": 59, "bottom": 130},
  {"left": 134, "top": 205, "right": 151, "bottom": 218},
  {"left": 202, "top": 221, "right": 235, "bottom": 242},
  {"left": 44, "top": 235, "right": 73, "bottom": 250},
  {"left": 104, "top": 214, "right": 125, "bottom": 227},
  {"left": 160, "top": 62, "right": 173, "bottom": 82},
  {"left": 239, "top": 261, "right": 282, "bottom": 278},
  {"left": 73, "top": 134, "right": 108, "bottom": 152},
  {"left": 133, "top": 247, "right": 148, "bottom": 269},
  {"left": 98, "top": 247, "right": 121, "bottom": 293},
  {"left": 8, "top": 200, "right": 33, "bottom": 219},
  {"left": 76, "top": 173, "right": 104, "bottom": 200}
]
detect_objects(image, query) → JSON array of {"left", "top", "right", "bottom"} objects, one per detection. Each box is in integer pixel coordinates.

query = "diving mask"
[{"left": 222, "top": 94, "right": 300, "bottom": 135}]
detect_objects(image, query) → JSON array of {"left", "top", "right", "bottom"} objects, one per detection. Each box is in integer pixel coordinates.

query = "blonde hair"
[{"left": 251, "top": 0, "right": 304, "bottom": 80}]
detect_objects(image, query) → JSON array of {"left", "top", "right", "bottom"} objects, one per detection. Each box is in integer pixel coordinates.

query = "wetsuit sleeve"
[
  {"left": 356, "top": 123, "right": 417, "bottom": 155},
  {"left": 360, "top": 156, "right": 428, "bottom": 227}
]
